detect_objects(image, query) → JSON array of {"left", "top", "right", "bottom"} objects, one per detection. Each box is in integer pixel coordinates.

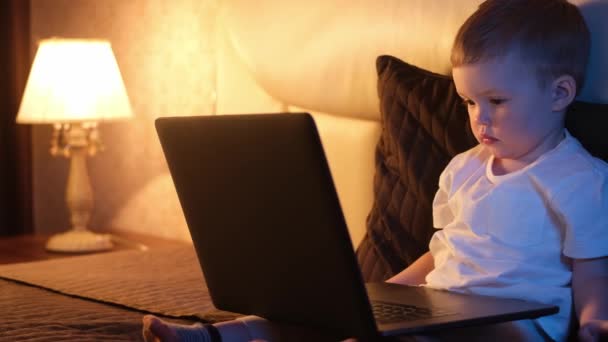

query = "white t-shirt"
[{"left": 425, "top": 131, "right": 608, "bottom": 341}]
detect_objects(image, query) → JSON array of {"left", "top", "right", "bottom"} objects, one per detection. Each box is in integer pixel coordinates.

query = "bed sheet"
[
  {"left": 0, "top": 245, "right": 238, "bottom": 341},
  {"left": 1, "top": 278, "right": 155, "bottom": 341}
]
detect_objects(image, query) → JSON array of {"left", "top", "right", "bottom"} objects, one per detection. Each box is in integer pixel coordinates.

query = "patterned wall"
[{"left": 30, "top": 0, "right": 220, "bottom": 240}]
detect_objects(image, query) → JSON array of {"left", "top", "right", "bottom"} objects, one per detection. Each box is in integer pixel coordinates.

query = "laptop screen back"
[{"left": 156, "top": 113, "right": 379, "bottom": 340}]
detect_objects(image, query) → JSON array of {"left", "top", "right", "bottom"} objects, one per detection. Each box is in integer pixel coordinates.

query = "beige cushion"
[
  {"left": 218, "top": 0, "right": 608, "bottom": 249},
  {"left": 572, "top": 0, "right": 608, "bottom": 103},
  {"left": 301, "top": 111, "right": 381, "bottom": 247},
  {"left": 221, "top": 0, "right": 481, "bottom": 120},
  {"left": 221, "top": 0, "right": 607, "bottom": 119}
]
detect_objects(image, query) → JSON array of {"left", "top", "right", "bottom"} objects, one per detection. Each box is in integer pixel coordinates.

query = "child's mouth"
[{"left": 480, "top": 134, "right": 498, "bottom": 144}]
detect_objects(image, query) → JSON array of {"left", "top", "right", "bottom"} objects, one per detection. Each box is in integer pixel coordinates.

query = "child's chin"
[{"left": 488, "top": 147, "right": 510, "bottom": 160}]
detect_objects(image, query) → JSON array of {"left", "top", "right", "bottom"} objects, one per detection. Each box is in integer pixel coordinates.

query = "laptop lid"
[{"left": 156, "top": 113, "right": 379, "bottom": 340}]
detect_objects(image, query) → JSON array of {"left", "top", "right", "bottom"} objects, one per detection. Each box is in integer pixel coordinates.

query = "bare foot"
[{"left": 142, "top": 315, "right": 180, "bottom": 342}]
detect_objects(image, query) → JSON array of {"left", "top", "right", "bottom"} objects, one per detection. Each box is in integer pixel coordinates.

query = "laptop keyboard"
[{"left": 371, "top": 300, "right": 456, "bottom": 324}]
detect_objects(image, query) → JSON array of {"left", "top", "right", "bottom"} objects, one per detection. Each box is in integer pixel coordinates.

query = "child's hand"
[{"left": 579, "top": 320, "right": 608, "bottom": 342}]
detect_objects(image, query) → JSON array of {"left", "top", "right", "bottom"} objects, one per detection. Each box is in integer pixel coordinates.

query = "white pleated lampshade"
[{"left": 16, "top": 38, "right": 133, "bottom": 124}]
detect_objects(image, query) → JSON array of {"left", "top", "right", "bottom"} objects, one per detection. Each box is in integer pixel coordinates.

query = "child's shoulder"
[
  {"left": 444, "top": 144, "right": 489, "bottom": 174},
  {"left": 538, "top": 133, "right": 608, "bottom": 180},
  {"left": 532, "top": 134, "right": 608, "bottom": 199},
  {"left": 439, "top": 144, "right": 489, "bottom": 187}
]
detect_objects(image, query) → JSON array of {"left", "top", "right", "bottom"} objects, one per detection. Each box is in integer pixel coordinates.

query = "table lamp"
[{"left": 16, "top": 38, "right": 133, "bottom": 253}]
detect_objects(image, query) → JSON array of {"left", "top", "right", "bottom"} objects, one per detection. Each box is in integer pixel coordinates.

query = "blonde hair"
[{"left": 451, "top": 0, "right": 590, "bottom": 94}]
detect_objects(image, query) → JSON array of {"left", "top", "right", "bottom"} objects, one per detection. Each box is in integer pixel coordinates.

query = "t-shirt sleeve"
[
  {"left": 559, "top": 167, "right": 608, "bottom": 259},
  {"left": 432, "top": 165, "right": 454, "bottom": 229}
]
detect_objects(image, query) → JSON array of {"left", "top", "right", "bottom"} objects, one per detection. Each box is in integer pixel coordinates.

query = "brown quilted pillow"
[
  {"left": 357, "top": 55, "right": 477, "bottom": 280},
  {"left": 357, "top": 55, "right": 608, "bottom": 282}
]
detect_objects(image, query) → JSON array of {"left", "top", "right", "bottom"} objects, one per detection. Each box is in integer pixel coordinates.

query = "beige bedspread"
[
  {"left": 0, "top": 245, "right": 240, "bottom": 341},
  {"left": 1, "top": 278, "right": 148, "bottom": 341}
]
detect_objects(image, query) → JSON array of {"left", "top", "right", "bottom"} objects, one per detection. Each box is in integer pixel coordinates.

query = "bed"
[
  {"left": 3, "top": 0, "right": 607, "bottom": 340},
  {"left": 0, "top": 245, "right": 241, "bottom": 341}
]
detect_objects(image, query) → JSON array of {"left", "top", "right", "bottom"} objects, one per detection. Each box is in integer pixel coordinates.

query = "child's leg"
[
  {"left": 142, "top": 314, "right": 355, "bottom": 342},
  {"left": 142, "top": 315, "right": 436, "bottom": 342},
  {"left": 142, "top": 314, "right": 278, "bottom": 342},
  {"left": 419, "top": 319, "right": 552, "bottom": 342},
  {"left": 143, "top": 315, "right": 552, "bottom": 342}
]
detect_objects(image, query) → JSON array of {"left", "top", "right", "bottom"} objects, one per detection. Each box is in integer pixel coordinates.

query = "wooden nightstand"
[{"left": 0, "top": 231, "right": 189, "bottom": 264}]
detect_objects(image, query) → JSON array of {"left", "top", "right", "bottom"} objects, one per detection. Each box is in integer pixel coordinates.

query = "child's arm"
[
  {"left": 573, "top": 256, "right": 608, "bottom": 341},
  {"left": 386, "top": 251, "right": 434, "bottom": 286}
]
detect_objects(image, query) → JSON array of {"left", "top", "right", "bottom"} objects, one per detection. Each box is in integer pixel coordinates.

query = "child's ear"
[{"left": 551, "top": 75, "right": 576, "bottom": 112}]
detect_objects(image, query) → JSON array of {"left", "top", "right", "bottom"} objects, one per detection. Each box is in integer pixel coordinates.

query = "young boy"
[
  {"left": 143, "top": 0, "right": 608, "bottom": 341},
  {"left": 388, "top": 0, "right": 608, "bottom": 340}
]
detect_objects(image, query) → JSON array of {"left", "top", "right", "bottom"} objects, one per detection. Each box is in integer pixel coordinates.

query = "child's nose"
[{"left": 473, "top": 107, "right": 491, "bottom": 126}]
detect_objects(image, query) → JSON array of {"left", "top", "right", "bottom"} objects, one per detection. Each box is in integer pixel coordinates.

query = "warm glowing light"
[{"left": 16, "top": 38, "right": 133, "bottom": 123}]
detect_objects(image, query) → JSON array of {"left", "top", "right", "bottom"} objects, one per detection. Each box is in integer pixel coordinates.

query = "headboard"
[
  {"left": 113, "top": 0, "right": 608, "bottom": 247},
  {"left": 220, "top": 0, "right": 607, "bottom": 118},
  {"left": 212, "top": 0, "right": 608, "bottom": 248}
]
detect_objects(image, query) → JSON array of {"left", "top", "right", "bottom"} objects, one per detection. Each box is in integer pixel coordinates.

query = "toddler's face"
[{"left": 453, "top": 53, "right": 563, "bottom": 166}]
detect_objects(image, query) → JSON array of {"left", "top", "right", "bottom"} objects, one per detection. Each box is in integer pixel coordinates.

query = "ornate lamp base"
[
  {"left": 44, "top": 124, "right": 113, "bottom": 254},
  {"left": 46, "top": 230, "right": 114, "bottom": 253}
]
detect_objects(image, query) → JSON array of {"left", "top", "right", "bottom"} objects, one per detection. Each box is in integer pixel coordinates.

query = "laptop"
[{"left": 155, "top": 113, "right": 558, "bottom": 341}]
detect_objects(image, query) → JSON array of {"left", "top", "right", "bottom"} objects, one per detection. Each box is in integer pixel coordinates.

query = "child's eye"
[
  {"left": 490, "top": 98, "right": 507, "bottom": 105},
  {"left": 461, "top": 99, "right": 475, "bottom": 107}
]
